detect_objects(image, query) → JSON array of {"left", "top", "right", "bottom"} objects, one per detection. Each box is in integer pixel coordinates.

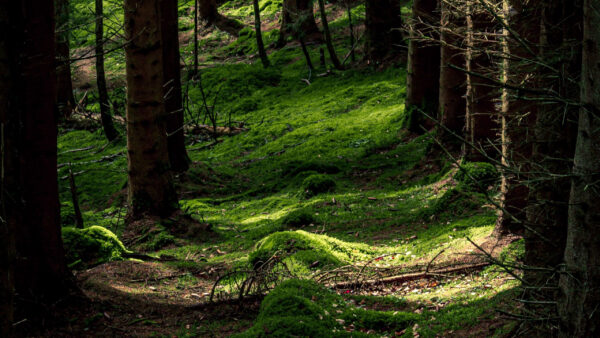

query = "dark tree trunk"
[
  {"left": 559, "top": 0, "right": 600, "bottom": 334},
  {"left": 405, "top": 0, "right": 440, "bottom": 134},
  {"left": 299, "top": 35, "right": 314, "bottom": 70},
  {"left": 276, "top": 0, "right": 320, "bottom": 47},
  {"left": 464, "top": 0, "right": 500, "bottom": 162},
  {"left": 2, "top": 0, "right": 76, "bottom": 314},
  {"left": 96, "top": 0, "right": 119, "bottom": 142},
  {"left": 124, "top": 0, "right": 179, "bottom": 219},
  {"left": 55, "top": 0, "right": 76, "bottom": 119},
  {"left": 524, "top": 0, "right": 581, "bottom": 308},
  {"left": 199, "top": 0, "right": 243, "bottom": 36},
  {"left": 438, "top": 1, "right": 466, "bottom": 143},
  {"left": 364, "top": 0, "right": 403, "bottom": 64},
  {"left": 345, "top": 2, "right": 355, "bottom": 62},
  {"left": 253, "top": 0, "right": 270, "bottom": 68},
  {"left": 192, "top": 0, "right": 199, "bottom": 78},
  {"left": 160, "top": 0, "right": 190, "bottom": 173},
  {"left": 317, "top": 0, "right": 343, "bottom": 70}
]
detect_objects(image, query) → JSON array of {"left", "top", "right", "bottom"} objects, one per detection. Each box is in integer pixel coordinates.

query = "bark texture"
[
  {"left": 253, "top": 0, "right": 270, "bottom": 68},
  {"left": 124, "top": 0, "right": 178, "bottom": 219},
  {"left": 364, "top": 0, "right": 403, "bottom": 63},
  {"left": 277, "top": 0, "right": 320, "bottom": 46},
  {"left": 96, "top": 0, "right": 119, "bottom": 142},
  {"left": 2, "top": 0, "right": 75, "bottom": 314},
  {"left": 55, "top": 0, "right": 76, "bottom": 119},
  {"left": 161, "top": 0, "right": 190, "bottom": 172},
  {"left": 406, "top": 0, "right": 440, "bottom": 134},
  {"left": 558, "top": 0, "right": 600, "bottom": 334},
  {"left": 317, "top": 0, "right": 343, "bottom": 70}
]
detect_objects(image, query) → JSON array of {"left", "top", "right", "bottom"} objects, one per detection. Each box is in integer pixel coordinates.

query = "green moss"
[
  {"left": 302, "top": 174, "right": 336, "bottom": 198},
  {"left": 249, "top": 230, "right": 374, "bottom": 271},
  {"left": 62, "top": 225, "right": 129, "bottom": 269},
  {"left": 281, "top": 209, "right": 316, "bottom": 228},
  {"left": 455, "top": 162, "right": 499, "bottom": 190},
  {"left": 499, "top": 238, "right": 525, "bottom": 265}
]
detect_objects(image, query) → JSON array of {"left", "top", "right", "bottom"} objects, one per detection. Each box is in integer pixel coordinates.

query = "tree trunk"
[
  {"left": 253, "top": 0, "right": 270, "bottom": 68},
  {"left": 124, "top": 0, "right": 178, "bottom": 219},
  {"left": 523, "top": 0, "right": 581, "bottom": 308},
  {"left": 199, "top": 0, "right": 243, "bottom": 36},
  {"left": 55, "top": 0, "right": 76, "bottom": 119},
  {"left": 192, "top": 0, "right": 199, "bottom": 78},
  {"left": 2, "top": 0, "right": 75, "bottom": 313},
  {"left": 276, "top": 0, "right": 320, "bottom": 47},
  {"left": 494, "top": 0, "right": 540, "bottom": 236},
  {"left": 345, "top": 2, "right": 355, "bottom": 63},
  {"left": 161, "top": 0, "right": 190, "bottom": 173},
  {"left": 558, "top": 0, "right": 600, "bottom": 335},
  {"left": 364, "top": 0, "right": 403, "bottom": 64},
  {"left": 406, "top": 0, "right": 440, "bottom": 134},
  {"left": 317, "top": 0, "right": 343, "bottom": 70},
  {"left": 464, "top": 0, "right": 500, "bottom": 162},
  {"left": 438, "top": 0, "right": 466, "bottom": 143},
  {"left": 96, "top": 0, "right": 119, "bottom": 142}
]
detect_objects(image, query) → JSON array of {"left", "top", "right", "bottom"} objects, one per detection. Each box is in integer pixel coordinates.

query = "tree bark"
[
  {"left": 276, "top": 0, "right": 320, "bottom": 47},
  {"left": 2, "top": 0, "right": 76, "bottom": 313},
  {"left": 55, "top": 0, "right": 76, "bottom": 120},
  {"left": 96, "top": 0, "right": 119, "bottom": 142},
  {"left": 558, "top": 0, "right": 600, "bottom": 335},
  {"left": 364, "top": 0, "right": 403, "bottom": 64},
  {"left": 406, "top": 0, "right": 440, "bottom": 134},
  {"left": 124, "top": 0, "right": 178, "bottom": 219},
  {"left": 199, "top": 0, "right": 243, "bottom": 36},
  {"left": 345, "top": 2, "right": 355, "bottom": 62},
  {"left": 317, "top": 0, "right": 343, "bottom": 70},
  {"left": 253, "top": 0, "right": 270, "bottom": 68},
  {"left": 160, "top": 0, "right": 191, "bottom": 173},
  {"left": 438, "top": 0, "right": 466, "bottom": 143},
  {"left": 192, "top": 0, "right": 199, "bottom": 78}
]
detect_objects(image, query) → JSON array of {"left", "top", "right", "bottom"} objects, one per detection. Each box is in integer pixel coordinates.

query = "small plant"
[{"left": 302, "top": 174, "right": 336, "bottom": 198}]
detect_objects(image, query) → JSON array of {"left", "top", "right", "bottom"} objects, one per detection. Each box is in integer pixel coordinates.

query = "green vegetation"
[{"left": 62, "top": 225, "right": 130, "bottom": 268}]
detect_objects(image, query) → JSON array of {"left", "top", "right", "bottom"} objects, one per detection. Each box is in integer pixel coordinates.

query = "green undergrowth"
[
  {"left": 236, "top": 279, "right": 418, "bottom": 337},
  {"left": 62, "top": 225, "right": 130, "bottom": 269}
]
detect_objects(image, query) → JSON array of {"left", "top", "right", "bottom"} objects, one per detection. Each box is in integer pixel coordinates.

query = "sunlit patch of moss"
[{"left": 62, "top": 225, "right": 130, "bottom": 269}]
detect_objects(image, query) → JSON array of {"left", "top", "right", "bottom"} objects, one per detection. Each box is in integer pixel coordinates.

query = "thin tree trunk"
[
  {"left": 96, "top": 0, "right": 119, "bottom": 142},
  {"left": 317, "top": 0, "right": 343, "bottom": 70},
  {"left": 364, "top": 0, "right": 403, "bottom": 64},
  {"left": 193, "top": 0, "right": 199, "bottom": 78},
  {"left": 345, "top": 2, "right": 355, "bottom": 63},
  {"left": 55, "top": 0, "right": 76, "bottom": 119},
  {"left": 438, "top": 0, "right": 466, "bottom": 143},
  {"left": 253, "top": 0, "right": 270, "bottom": 68},
  {"left": 161, "top": 0, "right": 190, "bottom": 173},
  {"left": 3, "top": 0, "right": 76, "bottom": 309},
  {"left": 299, "top": 36, "right": 314, "bottom": 70},
  {"left": 124, "top": 0, "right": 179, "bottom": 219},
  {"left": 559, "top": 0, "right": 600, "bottom": 334},
  {"left": 405, "top": 0, "right": 440, "bottom": 134}
]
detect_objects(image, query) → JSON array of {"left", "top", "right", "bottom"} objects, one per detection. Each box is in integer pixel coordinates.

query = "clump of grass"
[
  {"left": 302, "top": 174, "right": 336, "bottom": 198},
  {"left": 62, "top": 225, "right": 130, "bottom": 269}
]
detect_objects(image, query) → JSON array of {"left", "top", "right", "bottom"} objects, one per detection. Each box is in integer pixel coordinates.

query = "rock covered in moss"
[
  {"left": 62, "top": 225, "right": 129, "bottom": 269},
  {"left": 302, "top": 174, "right": 336, "bottom": 198},
  {"left": 454, "top": 162, "right": 498, "bottom": 189}
]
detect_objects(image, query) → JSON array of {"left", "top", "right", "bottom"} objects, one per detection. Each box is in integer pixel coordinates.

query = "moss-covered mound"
[
  {"left": 236, "top": 279, "right": 417, "bottom": 337},
  {"left": 249, "top": 230, "right": 374, "bottom": 272},
  {"left": 454, "top": 162, "right": 498, "bottom": 190},
  {"left": 281, "top": 209, "right": 317, "bottom": 228},
  {"left": 302, "top": 174, "right": 336, "bottom": 198},
  {"left": 62, "top": 226, "right": 130, "bottom": 269}
]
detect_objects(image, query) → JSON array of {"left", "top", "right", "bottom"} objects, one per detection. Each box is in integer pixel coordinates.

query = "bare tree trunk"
[
  {"left": 199, "top": 0, "right": 243, "bottom": 36},
  {"left": 276, "top": 0, "right": 320, "bottom": 47},
  {"left": 192, "top": 0, "right": 199, "bottom": 78},
  {"left": 464, "top": 0, "right": 499, "bottom": 162},
  {"left": 253, "top": 0, "right": 270, "bottom": 68},
  {"left": 2, "top": 0, "right": 76, "bottom": 312},
  {"left": 55, "top": 0, "right": 76, "bottom": 120},
  {"left": 299, "top": 35, "right": 314, "bottom": 70},
  {"left": 558, "top": 0, "right": 600, "bottom": 335},
  {"left": 438, "top": 0, "right": 466, "bottom": 143},
  {"left": 161, "top": 0, "right": 190, "bottom": 173},
  {"left": 96, "top": 0, "right": 119, "bottom": 142},
  {"left": 406, "top": 0, "right": 440, "bottom": 134},
  {"left": 345, "top": 1, "right": 355, "bottom": 63},
  {"left": 124, "top": 0, "right": 178, "bottom": 219},
  {"left": 364, "top": 0, "right": 403, "bottom": 64},
  {"left": 317, "top": 0, "right": 343, "bottom": 70}
]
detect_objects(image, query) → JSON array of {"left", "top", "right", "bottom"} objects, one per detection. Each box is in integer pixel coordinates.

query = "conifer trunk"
[
  {"left": 277, "top": 0, "right": 320, "bottom": 47},
  {"left": 317, "top": 0, "right": 342, "bottom": 70},
  {"left": 364, "top": 0, "right": 403, "bottom": 64},
  {"left": 199, "top": 0, "right": 243, "bottom": 36},
  {"left": 124, "top": 0, "right": 178, "bottom": 219},
  {"left": 96, "top": 0, "right": 119, "bottom": 142},
  {"left": 161, "top": 0, "right": 190, "bottom": 172},
  {"left": 55, "top": 0, "right": 76, "bottom": 119},
  {"left": 253, "top": 0, "right": 270, "bottom": 68},
  {"left": 406, "top": 0, "right": 440, "bottom": 134},
  {"left": 558, "top": 0, "right": 600, "bottom": 334}
]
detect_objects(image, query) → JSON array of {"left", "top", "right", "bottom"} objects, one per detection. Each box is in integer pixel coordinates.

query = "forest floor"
[{"left": 39, "top": 0, "right": 525, "bottom": 336}]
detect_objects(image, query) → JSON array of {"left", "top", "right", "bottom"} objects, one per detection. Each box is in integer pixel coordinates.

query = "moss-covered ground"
[{"left": 51, "top": 1, "right": 523, "bottom": 336}]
